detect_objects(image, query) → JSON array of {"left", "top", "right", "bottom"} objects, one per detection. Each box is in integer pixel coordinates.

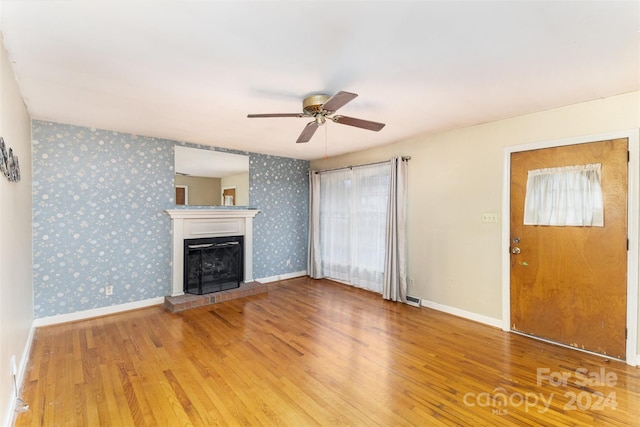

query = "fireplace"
[
  {"left": 166, "top": 209, "right": 260, "bottom": 297},
  {"left": 184, "top": 236, "right": 243, "bottom": 295}
]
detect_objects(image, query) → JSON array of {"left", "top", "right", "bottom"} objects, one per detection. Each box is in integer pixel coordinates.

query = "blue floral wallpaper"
[
  {"left": 32, "top": 120, "right": 309, "bottom": 318},
  {"left": 250, "top": 154, "right": 309, "bottom": 278}
]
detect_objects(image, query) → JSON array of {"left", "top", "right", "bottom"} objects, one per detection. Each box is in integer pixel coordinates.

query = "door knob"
[{"left": 511, "top": 247, "right": 521, "bottom": 254}]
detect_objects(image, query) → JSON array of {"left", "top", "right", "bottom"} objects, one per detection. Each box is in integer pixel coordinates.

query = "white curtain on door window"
[
  {"left": 320, "top": 163, "right": 390, "bottom": 292},
  {"left": 523, "top": 163, "right": 604, "bottom": 227}
]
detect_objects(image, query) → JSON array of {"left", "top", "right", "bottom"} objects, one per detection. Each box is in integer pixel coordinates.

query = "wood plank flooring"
[{"left": 15, "top": 277, "right": 640, "bottom": 426}]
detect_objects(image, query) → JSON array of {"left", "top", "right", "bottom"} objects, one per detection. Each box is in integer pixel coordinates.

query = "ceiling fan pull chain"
[{"left": 324, "top": 122, "right": 328, "bottom": 160}]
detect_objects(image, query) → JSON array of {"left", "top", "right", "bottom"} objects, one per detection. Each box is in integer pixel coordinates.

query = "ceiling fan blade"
[
  {"left": 332, "top": 115, "right": 385, "bottom": 131},
  {"left": 247, "top": 113, "right": 303, "bottom": 118},
  {"left": 321, "top": 91, "right": 358, "bottom": 112},
  {"left": 296, "top": 121, "right": 320, "bottom": 143}
]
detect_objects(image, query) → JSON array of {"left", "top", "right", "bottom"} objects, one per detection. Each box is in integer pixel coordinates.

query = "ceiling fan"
[{"left": 247, "top": 91, "right": 385, "bottom": 143}]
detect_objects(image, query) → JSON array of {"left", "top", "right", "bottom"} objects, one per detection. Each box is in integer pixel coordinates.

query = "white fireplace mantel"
[{"left": 165, "top": 209, "right": 260, "bottom": 296}]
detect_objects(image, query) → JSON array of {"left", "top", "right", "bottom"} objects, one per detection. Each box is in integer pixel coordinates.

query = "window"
[{"left": 319, "top": 163, "right": 390, "bottom": 292}]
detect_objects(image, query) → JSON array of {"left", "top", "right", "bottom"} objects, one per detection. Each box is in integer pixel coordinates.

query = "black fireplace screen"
[{"left": 183, "top": 236, "right": 243, "bottom": 295}]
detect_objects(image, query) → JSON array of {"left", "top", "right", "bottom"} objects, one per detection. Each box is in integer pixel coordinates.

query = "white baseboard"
[
  {"left": 255, "top": 270, "right": 307, "bottom": 284},
  {"left": 3, "top": 323, "right": 36, "bottom": 427},
  {"left": 420, "top": 298, "right": 502, "bottom": 329},
  {"left": 32, "top": 297, "right": 165, "bottom": 328}
]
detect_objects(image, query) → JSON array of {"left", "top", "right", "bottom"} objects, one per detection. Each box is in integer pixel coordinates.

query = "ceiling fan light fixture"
[{"left": 314, "top": 114, "right": 326, "bottom": 125}]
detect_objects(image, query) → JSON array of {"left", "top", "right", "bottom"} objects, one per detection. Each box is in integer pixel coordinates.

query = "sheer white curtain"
[
  {"left": 524, "top": 163, "right": 604, "bottom": 227},
  {"left": 319, "top": 163, "right": 390, "bottom": 292}
]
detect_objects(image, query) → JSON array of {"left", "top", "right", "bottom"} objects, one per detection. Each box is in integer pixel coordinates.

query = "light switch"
[{"left": 482, "top": 213, "right": 498, "bottom": 223}]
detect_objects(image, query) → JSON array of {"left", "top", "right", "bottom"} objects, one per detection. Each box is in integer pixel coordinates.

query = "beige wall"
[
  {"left": 175, "top": 175, "right": 222, "bottom": 206},
  {"left": 0, "top": 32, "right": 33, "bottom": 425},
  {"left": 221, "top": 172, "right": 249, "bottom": 206},
  {"left": 311, "top": 92, "right": 640, "bottom": 349}
]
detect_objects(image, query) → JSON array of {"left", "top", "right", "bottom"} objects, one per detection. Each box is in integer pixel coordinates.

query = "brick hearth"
[{"left": 164, "top": 281, "right": 267, "bottom": 313}]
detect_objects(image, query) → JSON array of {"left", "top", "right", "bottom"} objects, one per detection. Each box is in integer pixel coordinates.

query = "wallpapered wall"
[
  {"left": 250, "top": 154, "right": 309, "bottom": 277},
  {"left": 32, "top": 120, "right": 309, "bottom": 318}
]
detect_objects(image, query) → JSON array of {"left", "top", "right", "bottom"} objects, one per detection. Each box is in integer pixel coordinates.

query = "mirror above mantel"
[{"left": 174, "top": 146, "right": 250, "bottom": 206}]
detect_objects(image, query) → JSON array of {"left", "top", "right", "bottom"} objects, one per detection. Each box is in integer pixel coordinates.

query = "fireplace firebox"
[{"left": 183, "top": 236, "right": 244, "bottom": 295}]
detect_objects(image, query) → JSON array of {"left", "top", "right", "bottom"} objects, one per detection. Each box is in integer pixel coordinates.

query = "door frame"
[{"left": 501, "top": 129, "right": 639, "bottom": 365}]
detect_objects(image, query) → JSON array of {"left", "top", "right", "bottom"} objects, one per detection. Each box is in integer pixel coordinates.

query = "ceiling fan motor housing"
[{"left": 303, "top": 94, "right": 330, "bottom": 114}]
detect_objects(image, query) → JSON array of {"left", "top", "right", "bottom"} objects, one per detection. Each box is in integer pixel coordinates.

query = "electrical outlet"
[
  {"left": 10, "top": 355, "right": 17, "bottom": 376},
  {"left": 105, "top": 285, "right": 114, "bottom": 296},
  {"left": 409, "top": 277, "right": 415, "bottom": 288},
  {"left": 286, "top": 259, "right": 291, "bottom": 267}
]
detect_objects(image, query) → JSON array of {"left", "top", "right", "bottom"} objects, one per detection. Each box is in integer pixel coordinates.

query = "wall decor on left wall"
[{"left": 0, "top": 136, "right": 21, "bottom": 182}]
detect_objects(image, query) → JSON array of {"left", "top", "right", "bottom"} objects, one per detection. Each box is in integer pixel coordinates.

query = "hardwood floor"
[{"left": 15, "top": 277, "right": 640, "bottom": 426}]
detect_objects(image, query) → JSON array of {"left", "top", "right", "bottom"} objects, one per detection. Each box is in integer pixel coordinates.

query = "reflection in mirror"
[{"left": 174, "top": 146, "right": 250, "bottom": 206}]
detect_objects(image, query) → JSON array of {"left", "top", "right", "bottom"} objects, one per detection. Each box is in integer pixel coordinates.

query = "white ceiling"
[{"left": 0, "top": 1, "right": 638, "bottom": 161}]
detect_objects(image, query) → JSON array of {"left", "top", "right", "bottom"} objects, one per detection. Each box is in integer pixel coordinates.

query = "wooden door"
[
  {"left": 176, "top": 187, "right": 186, "bottom": 205},
  {"left": 510, "top": 138, "right": 628, "bottom": 359},
  {"left": 223, "top": 188, "right": 236, "bottom": 206}
]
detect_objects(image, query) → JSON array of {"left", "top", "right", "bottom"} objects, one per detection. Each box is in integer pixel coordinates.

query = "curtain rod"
[{"left": 312, "top": 156, "right": 411, "bottom": 174}]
